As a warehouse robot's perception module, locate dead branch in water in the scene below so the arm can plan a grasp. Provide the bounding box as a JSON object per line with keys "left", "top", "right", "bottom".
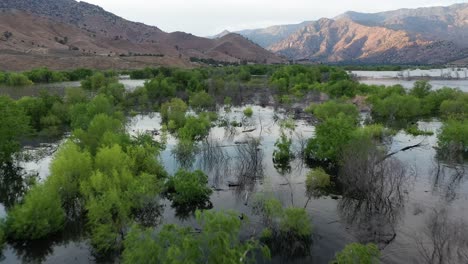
{"left": 242, "top": 128, "right": 256, "bottom": 133}
{"left": 381, "top": 141, "right": 425, "bottom": 161}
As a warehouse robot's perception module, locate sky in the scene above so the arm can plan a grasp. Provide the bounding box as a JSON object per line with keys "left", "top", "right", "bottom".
{"left": 83, "top": 0, "right": 467, "bottom": 36}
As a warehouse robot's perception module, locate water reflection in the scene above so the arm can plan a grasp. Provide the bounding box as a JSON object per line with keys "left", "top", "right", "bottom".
{"left": 232, "top": 136, "right": 264, "bottom": 204}
{"left": 7, "top": 218, "right": 89, "bottom": 263}
{"left": 431, "top": 160, "right": 467, "bottom": 202}
{"left": 338, "top": 139, "right": 413, "bottom": 248}
{"left": 415, "top": 207, "right": 468, "bottom": 264}
{"left": 0, "top": 162, "right": 37, "bottom": 209}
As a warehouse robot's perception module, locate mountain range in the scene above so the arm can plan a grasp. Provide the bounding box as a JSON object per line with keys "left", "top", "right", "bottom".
{"left": 1, "top": 1, "right": 468, "bottom": 70}
{"left": 0, "top": 0, "right": 284, "bottom": 71}
{"left": 232, "top": 3, "right": 468, "bottom": 65}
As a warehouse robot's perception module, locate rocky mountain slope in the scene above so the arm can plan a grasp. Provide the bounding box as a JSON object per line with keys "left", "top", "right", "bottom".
{"left": 238, "top": 3, "right": 468, "bottom": 64}
{"left": 0, "top": 0, "right": 284, "bottom": 71}
{"left": 235, "top": 21, "right": 313, "bottom": 48}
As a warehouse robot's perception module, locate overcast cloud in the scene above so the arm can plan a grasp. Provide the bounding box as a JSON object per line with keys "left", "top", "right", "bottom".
{"left": 83, "top": 0, "right": 467, "bottom": 36}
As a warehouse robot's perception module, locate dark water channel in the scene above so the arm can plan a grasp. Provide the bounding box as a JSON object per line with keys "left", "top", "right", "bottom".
{"left": 0, "top": 83, "right": 467, "bottom": 263}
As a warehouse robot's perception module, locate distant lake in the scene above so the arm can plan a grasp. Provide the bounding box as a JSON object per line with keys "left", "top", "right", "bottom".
{"left": 352, "top": 68, "right": 468, "bottom": 92}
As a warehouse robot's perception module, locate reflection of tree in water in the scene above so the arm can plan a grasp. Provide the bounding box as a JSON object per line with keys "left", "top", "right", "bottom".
{"left": 133, "top": 197, "right": 164, "bottom": 228}
{"left": 432, "top": 149, "right": 467, "bottom": 203}
{"left": 9, "top": 217, "right": 88, "bottom": 263}
{"left": 232, "top": 137, "right": 264, "bottom": 204}
{"left": 198, "top": 137, "right": 232, "bottom": 189}
{"left": 171, "top": 140, "right": 199, "bottom": 169}
{"left": 338, "top": 139, "right": 413, "bottom": 248}
{"left": 415, "top": 207, "right": 468, "bottom": 264}
{"left": 171, "top": 199, "right": 213, "bottom": 221}
{"left": 0, "top": 162, "right": 37, "bottom": 209}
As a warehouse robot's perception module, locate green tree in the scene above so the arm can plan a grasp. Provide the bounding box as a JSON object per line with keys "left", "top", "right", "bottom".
{"left": 81, "top": 72, "right": 116, "bottom": 90}
{"left": 307, "top": 101, "right": 359, "bottom": 122}
{"left": 73, "top": 113, "right": 125, "bottom": 155}
{"left": 160, "top": 98, "right": 188, "bottom": 131}
{"left": 6, "top": 73, "right": 33, "bottom": 86}
{"left": 332, "top": 243, "right": 380, "bottom": 264}
{"left": 80, "top": 145, "right": 161, "bottom": 253}
{"left": 306, "top": 167, "right": 331, "bottom": 198}
{"left": 438, "top": 119, "right": 468, "bottom": 154}
{"left": 0, "top": 96, "right": 30, "bottom": 162}
{"left": 253, "top": 195, "right": 312, "bottom": 257}
{"left": 371, "top": 94, "right": 423, "bottom": 119}
{"left": 122, "top": 210, "right": 269, "bottom": 264}
{"left": 47, "top": 142, "right": 93, "bottom": 209}
{"left": 6, "top": 183, "right": 65, "bottom": 240}
{"left": 410, "top": 80, "right": 432, "bottom": 98}
{"left": 189, "top": 91, "right": 215, "bottom": 111}
{"left": 165, "top": 169, "right": 212, "bottom": 206}
{"left": 306, "top": 113, "right": 357, "bottom": 161}
{"left": 177, "top": 115, "right": 211, "bottom": 141}
{"left": 273, "top": 132, "right": 294, "bottom": 168}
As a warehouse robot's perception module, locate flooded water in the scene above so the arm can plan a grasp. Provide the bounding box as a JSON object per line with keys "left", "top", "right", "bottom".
{"left": 0, "top": 78, "right": 145, "bottom": 99}
{"left": 0, "top": 75, "right": 467, "bottom": 263}
{"left": 352, "top": 69, "right": 468, "bottom": 92}
{"left": 352, "top": 68, "right": 468, "bottom": 79}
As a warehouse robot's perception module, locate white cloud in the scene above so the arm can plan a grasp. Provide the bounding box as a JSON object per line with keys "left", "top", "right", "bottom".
{"left": 82, "top": 0, "right": 467, "bottom": 36}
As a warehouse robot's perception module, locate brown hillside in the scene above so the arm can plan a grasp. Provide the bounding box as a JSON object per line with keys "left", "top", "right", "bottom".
{"left": 0, "top": 0, "right": 284, "bottom": 70}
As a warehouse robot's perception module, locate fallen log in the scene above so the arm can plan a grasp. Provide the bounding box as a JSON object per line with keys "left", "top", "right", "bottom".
{"left": 381, "top": 141, "right": 425, "bottom": 161}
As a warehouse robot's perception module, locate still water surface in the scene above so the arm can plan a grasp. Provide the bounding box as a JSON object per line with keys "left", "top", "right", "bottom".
{"left": 0, "top": 76, "right": 467, "bottom": 263}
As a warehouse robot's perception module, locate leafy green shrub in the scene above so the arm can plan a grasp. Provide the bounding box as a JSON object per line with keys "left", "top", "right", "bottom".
{"left": 160, "top": 98, "right": 188, "bottom": 131}
{"left": 80, "top": 145, "right": 161, "bottom": 253}
{"left": 273, "top": 132, "right": 294, "bottom": 168}
{"left": 306, "top": 113, "right": 357, "bottom": 162}
{"left": 25, "top": 67, "right": 67, "bottom": 83}
{"left": 307, "top": 101, "right": 359, "bottom": 122}
{"left": 165, "top": 169, "right": 212, "bottom": 206}
{"left": 144, "top": 76, "right": 177, "bottom": 103}
{"left": 371, "top": 94, "right": 423, "bottom": 119}
{"left": 6, "top": 73, "right": 33, "bottom": 86}
{"left": 244, "top": 107, "right": 253, "bottom": 118}
{"left": 325, "top": 80, "right": 358, "bottom": 98}
{"left": 438, "top": 119, "right": 468, "bottom": 154}
{"left": 351, "top": 124, "right": 394, "bottom": 142}
{"left": 189, "top": 91, "right": 215, "bottom": 111}
{"left": 405, "top": 124, "right": 434, "bottom": 136}
{"left": 177, "top": 115, "right": 211, "bottom": 141}
{"left": 123, "top": 210, "right": 269, "bottom": 263}
{"left": 6, "top": 183, "right": 65, "bottom": 240}
{"left": 253, "top": 195, "right": 312, "bottom": 257}
{"left": 332, "top": 243, "right": 380, "bottom": 264}
{"left": 0, "top": 96, "right": 30, "bottom": 162}
{"left": 280, "top": 208, "right": 312, "bottom": 237}
{"left": 422, "top": 87, "right": 462, "bottom": 115}
{"left": 81, "top": 72, "right": 116, "bottom": 90}
{"left": 439, "top": 95, "right": 468, "bottom": 119}
{"left": 306, "top": 167, "right": 331, "bottom": 198}
{"left": 73, "top": 113, "right": 126, "bottom": 155}
{"left": 66, "top": 68, "right": 94, "bottom": 81}
{"left": 409, "top": 80, "right": 432, "bottom": 98}
{"left": 47, "top": 142, "right": 93, "bottom": 208}
{"left": 238, "top": 68, "right": 252, "bottom": 82}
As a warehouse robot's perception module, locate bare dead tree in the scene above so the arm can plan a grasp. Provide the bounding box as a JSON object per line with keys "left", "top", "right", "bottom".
{"left": 338, "top": 137, "right": 414, "bottom": 248}
{"left": 232, "top": 136, "right": 264, "bottom": 204}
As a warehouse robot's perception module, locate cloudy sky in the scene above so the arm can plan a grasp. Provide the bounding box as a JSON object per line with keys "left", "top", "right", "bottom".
{"left": 84, "top": 0, "right": 466, "bottom": 36}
